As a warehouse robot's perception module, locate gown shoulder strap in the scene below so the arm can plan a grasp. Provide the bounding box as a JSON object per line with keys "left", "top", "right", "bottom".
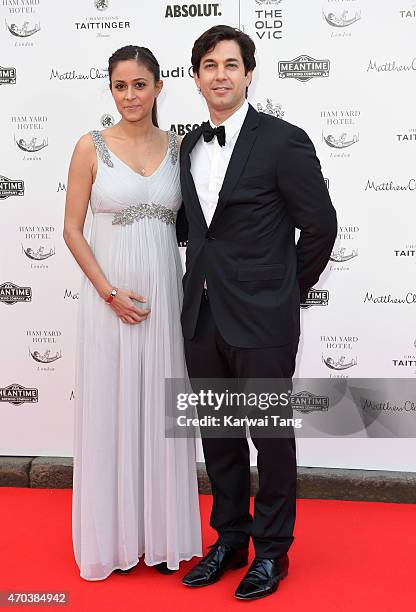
{"left": 89, "top": 130, "right": 114, "bottom": 168}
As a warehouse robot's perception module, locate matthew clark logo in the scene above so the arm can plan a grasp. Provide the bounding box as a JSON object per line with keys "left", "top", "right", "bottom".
{"left": 367, "top": 57, "right": 416, "bottom": 73}
{"left": 74, "top": 0, "right": 130, "bottom": 37}
{"left": 278, "top": 55, "right": 330, "bottom": 82}
{"left": 0, "top": 384, "right": 38, "bottom": 406}
{"left": 365, "top": 178, "right": 415, "bottom": 192}
{"left": 321, "top": 109, "right": 360, "bottom": 159}
{"left": 50, "top": 67, "right": 108, "bottom": 81}
{"left": 11, "top": 114, "right": 48, "bottom": 161}
{"left": 364, "top": 291, "right": 416, "bottom": 305}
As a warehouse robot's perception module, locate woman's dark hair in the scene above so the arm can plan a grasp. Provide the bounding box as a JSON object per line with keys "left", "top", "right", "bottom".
{"left": 108, "top": 45, "right": 160, "bottom": 127}
{"left": 191, "top": 25, "right": 256, "bottom": 77}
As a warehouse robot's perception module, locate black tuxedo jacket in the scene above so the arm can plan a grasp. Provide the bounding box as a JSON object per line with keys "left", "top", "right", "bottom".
{"left": 176, "top": 103, "right": 337, "bottom": 349}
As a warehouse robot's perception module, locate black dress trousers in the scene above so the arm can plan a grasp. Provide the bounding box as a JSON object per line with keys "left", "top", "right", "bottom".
{"left": 184, "top": 290, "right": 299, "bottom": 559}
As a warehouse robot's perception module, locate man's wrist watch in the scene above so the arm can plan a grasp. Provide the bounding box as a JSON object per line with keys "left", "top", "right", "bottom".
{"left": 105, "top": 287, "right": 118, "bottom": 304}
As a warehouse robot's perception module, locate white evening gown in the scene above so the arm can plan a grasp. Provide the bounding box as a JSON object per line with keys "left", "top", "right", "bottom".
{"left": 72, "top": 130, "right": 202, "bottom": 581}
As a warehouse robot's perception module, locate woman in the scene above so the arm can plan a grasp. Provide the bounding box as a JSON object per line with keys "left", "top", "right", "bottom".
{"left": 64, "top": 45, "right": 202, "bottom": 581}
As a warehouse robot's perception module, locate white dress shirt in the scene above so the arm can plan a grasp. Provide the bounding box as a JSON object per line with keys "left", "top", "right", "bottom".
{"left": 190, "top": 99, "right": 249, "bottom": 228}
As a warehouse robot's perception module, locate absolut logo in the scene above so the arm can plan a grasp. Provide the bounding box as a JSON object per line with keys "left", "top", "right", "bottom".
{"left": 0, "top": 175, "right": 24, "bottom": 199}
{"left": 252, "top": 0, "right": 283, "bottom": 41}
{"left": 169, "top": 123, "right": 200, "bottom": 135}
{"left": 278, "top": 55, "right": 330, "bottom": 82}
{"left": 0, "top": 66, "right": 16, "bottom": 84}
{"left": 365, "top": 179, "right": 416, "bottom": 192}
{"left": 291, "top": 391, "right": 329, "bottom": 413}
{"left": 256, "top": 99, "right": 284, "bottom": 118}
{"left": 0, "top": 384, "right": 38, "bottom": 406}
{"left": 0, "top": 282, "right": 32, "bottom": 305}
{"left": 397, "top": 128, "right": 416, "bottom": 142}
{"left": 301, "top": 288, "right": 329, "bottom": 309}
{"left": 50, "top": 67, "right": 108, "bottom": 81}
{"left": 165, "top": 3, "right": 222, "bottom": 18}
{"left": 100, "top": 113, "right": 114, "bottom": 128}
{"left": 367, "top": 58, "right": 416, "bottom": 73}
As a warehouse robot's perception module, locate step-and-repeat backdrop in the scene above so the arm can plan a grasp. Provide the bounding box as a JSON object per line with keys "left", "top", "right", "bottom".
{"left": 1, "top": 1, "right": 415, "bottom": 470}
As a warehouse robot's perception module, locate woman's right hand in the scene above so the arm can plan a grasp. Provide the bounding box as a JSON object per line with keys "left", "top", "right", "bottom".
{"left": 109, "top": 289, "right": 150, "bottom": 324}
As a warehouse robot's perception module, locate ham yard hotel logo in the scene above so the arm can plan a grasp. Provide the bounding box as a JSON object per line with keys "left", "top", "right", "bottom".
{"left": 321, "top": 335, "right": 359, "bottom": 378}
{"left": 20, "top": 224, "right": 56, "bottom": 270}
{"left": 0, "top": 175, "right": 24, "bottom": 199}
{"left": 2, "top": 0, "right": 41, "bottom": 47}
{"left": 0, "top": 384, "right": 38, "bottom": 406}
{"left": 322, "top": 0, "right": 361, "bottom": 38}
{"left": 0, "top": 282, "right": 32, "bottom": 305}
{"left": 0, "top": 65, "right": 16, "bottom": 84}
{"left": 12, "top": 114, "right": 48, "bottom": 161}
{"left": 278, "top": 55, "right": 330, "bottom": 82}
{"left": 321, "top": 109, "right": 360, "bottom": 159}
{"left": 330, "top": 225, "right": 359, "bottom": 272}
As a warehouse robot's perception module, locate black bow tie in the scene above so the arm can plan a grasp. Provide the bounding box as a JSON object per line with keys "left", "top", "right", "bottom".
{"left": 202, "top": 122, "right": 226, "bottom": 147}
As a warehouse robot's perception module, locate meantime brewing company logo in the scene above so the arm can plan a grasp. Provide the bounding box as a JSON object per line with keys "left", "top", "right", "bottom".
{"left": 20, "top": 224, "right": 56, "bottom": 270}
{"left": 301, "top": 288, "right": 329, "bottom": 309}
{"left": 322, "top": 0, "right": 361, "bottom": 38}
{"left": 0, "top": 384, "right": 38, "bottom": 406}
{"left": 164, "top": 3, "right": 222, "bottom": 18}
{"left": 2, "top": 0, "right": 41, "bottom": 47}
{"left": 321, "top": 335, "right": 359, "bottom": 379}
{"left": 11, "top": 114, "right": 48, "bottom": 161}
{"left": 291, "top": 391, "right": 329, "bottom": 414}
{"left": 74, "top": 0, "right": 131, "bottom": 37}
{"left": 27, "top": 329, "right": 62, "bottom": 373}
{"left": 330, "top": 225, "right": 359, "bottom": 272}
{"left": 0, "top": 174, "right": 24, "bottom": 199}
{"left": 321, "top": 109, "right": 360, "bottom": 159}
{"left": 0, "top": 282, "right": 32, "bottom": 305}
{"left": 278, "top": 55, "right": 330, "bottom": 82}
{"left": 0, "top": 65, "right": 16, "bottom": 84}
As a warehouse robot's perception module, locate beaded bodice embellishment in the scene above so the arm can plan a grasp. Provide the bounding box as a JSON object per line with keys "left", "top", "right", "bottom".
{"left": 90, "top": 130, "right": 113, "bottom": 168}
{"left": 90, "top": 130, "right": 178, "bottom": 169}
{"left": 112, "top": 203, "right": 177, "bottom": 226}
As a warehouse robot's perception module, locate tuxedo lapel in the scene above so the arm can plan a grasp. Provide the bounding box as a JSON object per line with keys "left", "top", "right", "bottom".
{"left": 210, "top": 104, "right": 260, "bottom": 228}
{"left": 182, "top": 124, "right": 208, "bottom": 229}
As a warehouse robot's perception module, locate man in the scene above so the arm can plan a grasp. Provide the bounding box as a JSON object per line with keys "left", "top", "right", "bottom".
{"left": 176, "top": 25, "right": 337, "bottom": 601}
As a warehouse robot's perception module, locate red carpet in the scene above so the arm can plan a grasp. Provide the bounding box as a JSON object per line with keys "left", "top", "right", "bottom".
{"left": 0, "top": 488, "right": 415, "bottom": 611}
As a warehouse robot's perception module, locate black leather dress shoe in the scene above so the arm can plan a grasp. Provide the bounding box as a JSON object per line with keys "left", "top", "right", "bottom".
{"left": 234, "top": 555, "right": 289, "bottom": 600}
{"left": 182, "top": 543, "right": 249, "bottom": 587}
{"left": 113, "top": 562, "right": 138, "bottom": 575}
{"left": 154, "top": 562, "right": 176, "bottom": 575}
